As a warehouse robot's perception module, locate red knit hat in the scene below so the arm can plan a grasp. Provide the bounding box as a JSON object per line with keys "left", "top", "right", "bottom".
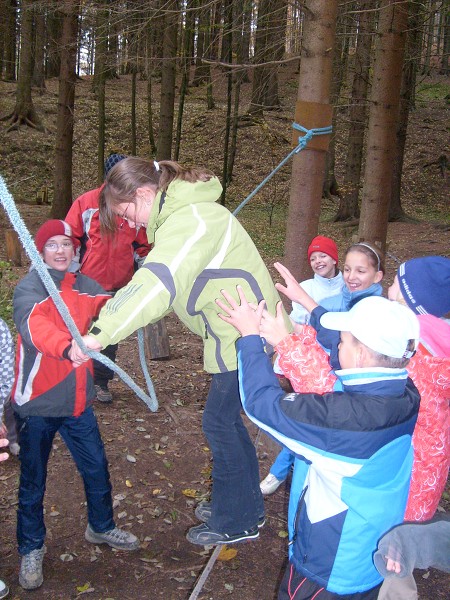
{"left": 307, "top": 236, "right": 338, "bottom": 264}
{"left": 35, "top": 220, "right": 79, "bottom": 252}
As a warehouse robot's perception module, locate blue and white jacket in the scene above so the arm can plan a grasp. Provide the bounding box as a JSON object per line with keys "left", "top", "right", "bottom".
{"left": 237, "top": 335, "right": 420, "bottom": 595}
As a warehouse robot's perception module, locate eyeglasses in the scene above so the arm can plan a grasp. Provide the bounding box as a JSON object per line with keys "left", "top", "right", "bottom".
{"left": 119, "top": 202, "right": 131, "bottom": 228}
{"left": 44, "top": 241, "right": 74, "bottom": 251}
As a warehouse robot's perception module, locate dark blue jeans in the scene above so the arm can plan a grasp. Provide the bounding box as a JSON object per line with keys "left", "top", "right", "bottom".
{"left": 15, "top": 406, "right": 114, "bottom": 555}
{"left": 202, "top": 370, "right": 264, "bottom": 534}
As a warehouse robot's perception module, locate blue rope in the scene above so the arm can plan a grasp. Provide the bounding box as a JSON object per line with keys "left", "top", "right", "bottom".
{"left": 233, "top": 122, "right": 333, "bottom": 216}
{"left": 0, "top": 175, "right": 158, "bottom": 412}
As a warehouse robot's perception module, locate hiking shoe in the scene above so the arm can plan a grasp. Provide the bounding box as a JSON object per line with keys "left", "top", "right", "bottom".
{"left": 95, "top": 385, "right": 113, "bottom": 404}
{"left": 0, "top": 579, "right": 9, "bottom": 599}
{"left": 186, "top": 523, "right": 259, "bottom": 546}
{"left": 19, "top": 546, "right": 46, "bottom": 590}
{"left": 85, "top": 524, "right": 139, "bottom": 551}
{"left": 195, "top": 502, "right": 266, "bottom": 528}
{"left": 260, "top": 473, "right": 284, "bottom": 495}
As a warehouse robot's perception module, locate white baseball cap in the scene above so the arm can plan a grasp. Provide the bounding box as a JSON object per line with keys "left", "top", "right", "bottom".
{"left": 320, "top": 296, "right": 419, "bottom": 359}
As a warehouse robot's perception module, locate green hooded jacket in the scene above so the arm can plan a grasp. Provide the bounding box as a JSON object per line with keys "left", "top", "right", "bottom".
{"left": 90, "top": 176, "right": 289, "bottom": 373}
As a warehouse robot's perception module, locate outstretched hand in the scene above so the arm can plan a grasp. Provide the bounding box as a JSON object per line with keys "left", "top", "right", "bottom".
{"left": 259, "top": 302, "right": 291, "bottom": 347}
{"left": 274, "top": 262, "right": 318, "bottom": 313}
{"left": 216, "top": 286, "right": 265, "bottom": 337}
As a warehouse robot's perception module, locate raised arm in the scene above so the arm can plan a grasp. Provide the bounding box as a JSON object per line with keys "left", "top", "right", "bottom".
{"left": 274, "top": 262, "right": 318, "bottom": 313}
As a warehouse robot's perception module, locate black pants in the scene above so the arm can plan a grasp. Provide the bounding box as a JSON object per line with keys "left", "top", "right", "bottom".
{"left": 93, "top": 343, "right": 118, "bottom": 387}
{"left": 278, "top": 564, "right": 381, "bottom": 600}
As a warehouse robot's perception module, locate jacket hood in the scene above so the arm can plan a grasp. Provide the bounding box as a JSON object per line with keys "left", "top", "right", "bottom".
{"left": 146, "top": 177, "right": 223, "bottom": 244}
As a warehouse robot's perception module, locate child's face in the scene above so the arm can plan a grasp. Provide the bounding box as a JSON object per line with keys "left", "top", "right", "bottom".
{"left": 338, "top": 331, "right": 360, "bottom": 369}
{"left": 388, "top": 275, "right": 403, "bottom": 302}
{"left": 41, "top": 235, "right": 74, "bottom": 271}
{"left": 309, "top": 251, "right": 336, "bottom": 279}
{"left": 343, "top": 250, "right": 383, "bottom": 293}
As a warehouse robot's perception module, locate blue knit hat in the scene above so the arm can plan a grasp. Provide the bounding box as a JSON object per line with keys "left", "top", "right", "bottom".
{"left": 104, "top": 153, "right": 126, "bottom": 177}
{"left": 397, "top": 256, "right": 450, "bottom": 317}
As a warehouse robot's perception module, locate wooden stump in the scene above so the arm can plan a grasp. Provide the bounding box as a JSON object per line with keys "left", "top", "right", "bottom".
{"left": 5, "top": 229, "right": 22, "bottom": 266}
{"left": 144, "top": 319, "right": 170, "bottom": 360}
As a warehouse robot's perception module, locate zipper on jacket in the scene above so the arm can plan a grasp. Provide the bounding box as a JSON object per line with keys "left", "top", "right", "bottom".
{"left": 289, "top": 484, "right": 308, "bottom": 548}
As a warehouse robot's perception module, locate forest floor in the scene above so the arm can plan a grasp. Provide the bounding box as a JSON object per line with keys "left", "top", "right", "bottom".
{"left": 0, "top": 62, "right": 449, "bottom": 600}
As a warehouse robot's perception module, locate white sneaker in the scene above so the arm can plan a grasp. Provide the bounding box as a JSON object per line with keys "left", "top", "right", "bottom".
{"left": 0, "top": 578, "right": 9, "bottom": 599}
{"left": 19, "top": 546, "right": 46, "bottom": 590}
{"left": 260, "top": 473, "right": 284, "bottom": 495}
{"left": 85, "top": 524, "right": 139, "bottom": 551}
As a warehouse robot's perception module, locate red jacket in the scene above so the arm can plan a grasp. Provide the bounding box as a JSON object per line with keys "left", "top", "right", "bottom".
{"left": 12, "top": 268, "right": 110, "bottom": 418}
{"left": 65, "top": 186, "right": 151, "bottom": 291}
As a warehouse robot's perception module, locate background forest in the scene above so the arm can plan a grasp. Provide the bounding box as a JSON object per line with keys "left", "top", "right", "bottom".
{"left": 0, "top": 1, "right": 449, "bottom": 599}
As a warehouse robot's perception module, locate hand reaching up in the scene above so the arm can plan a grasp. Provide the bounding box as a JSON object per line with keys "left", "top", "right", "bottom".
{"left": 274, "top": 262, "right": 318, "bottom": 313}
{"left": 216, "top": 286, "right": 265, "bottom": 337}
{"left": 259, "top": 301, "right": 291, "bottom": 347}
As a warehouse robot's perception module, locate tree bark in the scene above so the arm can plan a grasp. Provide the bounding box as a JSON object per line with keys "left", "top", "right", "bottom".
{"left": 32, "top": 5, "right": 46, "bottom": 92}
{"left": 157, "top": 0, "right": 178, "bottom": 160}
{"left": 3, "top": 0, "right": 18, "bottom": 81}
{"left": 335, "top": 0, "right": 374, "bottom": 221}
{"left": 389, "top": 1, "right": 424, "bottom": 222}
{"left": 358, "top": 0, "right": 409, "bottom": 251}
{"left": 2, "top": 0, "right": 44, "bottom": 131}
{"left": 284, "top": 0, "right": 338, "bottom": 283}
{"left": 52, "top": 2, "right": 79, "bottom": 219}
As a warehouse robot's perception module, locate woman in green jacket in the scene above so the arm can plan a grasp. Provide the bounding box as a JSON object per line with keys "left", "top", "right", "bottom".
{"left": 76, "top": 156, "right": 289, "bottom": 545}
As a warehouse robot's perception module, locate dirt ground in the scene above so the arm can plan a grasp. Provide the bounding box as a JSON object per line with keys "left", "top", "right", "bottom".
{"left": 0, "top": 63, "right": 449, "bottom": 599}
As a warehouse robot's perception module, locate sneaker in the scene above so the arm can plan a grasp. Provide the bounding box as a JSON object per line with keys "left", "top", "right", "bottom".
{"left": 0, "top": 579, "right": 9, "bottom": 599}
{"left": 260, "top": 473, "right": 284, "bottom": 495}
{"left": 95, "top": 385, "right": 113, "bottom": 404}
{"left": 186, "top": 523, "right": 259, "bottom": 546}
{"left": 19, "top": 546, "right": 46, "bottom": 590}
{"left": 85, "top": 524, "right": 139, "bottom": 551}
{"left": 195, "top": 502, "right": 266, "bottom": 528}
{"left": 9, "top": 443, "right": 20, "bottom": 456}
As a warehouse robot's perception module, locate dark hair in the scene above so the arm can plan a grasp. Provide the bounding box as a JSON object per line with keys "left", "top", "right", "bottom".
{"left": 364, "top": 339, "right": 416, "bottom": 368}
{"left": 345, "top": 242, "right": 385, "bottom": 274}
{"left": 99, "top": 157, "right": 215, "bottom": 234}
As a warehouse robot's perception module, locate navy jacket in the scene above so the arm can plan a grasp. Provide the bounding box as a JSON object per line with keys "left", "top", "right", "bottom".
{"left": 237, "top": 335, "right": 420, "bottom": 595}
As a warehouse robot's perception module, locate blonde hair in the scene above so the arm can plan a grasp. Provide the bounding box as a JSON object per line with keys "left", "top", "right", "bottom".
{"left": 99, "top": 157, "right": 215, "bottom": 234}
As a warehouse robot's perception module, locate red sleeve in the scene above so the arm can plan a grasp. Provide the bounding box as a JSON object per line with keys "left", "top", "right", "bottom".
{"left": 276, "top": 325, "right": 336, "bottom": 394}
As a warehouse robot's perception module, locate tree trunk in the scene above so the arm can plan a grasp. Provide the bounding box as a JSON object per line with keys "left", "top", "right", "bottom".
{"left": 94, "top": 5, "right": 107, "bottom": 183}
{"left": 46, "top": 7, "right": 62, "bottom": 78}
{"left": 32, "top": 5, "right": 46, "bottom": 92}
{"left": 284, "top": 0, "right": 338, "bottom": 283}
{"left": 174, "top": 0, "right": 194, "bottom": 161}
{"left": 157, "top": 0, "right": 178, "bottom": 160}
{"left": 248, "top": 0, "right": 285, "bottom": 115}
{"left": 52, "top": 2, "right": 79, "bottom": 219}
{"left": 440, "top": 5, "right": 450, "bottom": 75}
{"left": 191, "top": 2, "right": 211, "bottom": 87}
{"left": 335, "top": 0, "right": 374, "bottom": 221}
{"left": 3, "top": 0, "right": 18, "bottom": 81}
{"left": 389, "top": 1, "right": 423, "bottom": 221}
{"left": 358, "top": 0, "right": 408, "bottom": 251}
{"left": 2, "top": 0, "right": 44, "bottom": 131}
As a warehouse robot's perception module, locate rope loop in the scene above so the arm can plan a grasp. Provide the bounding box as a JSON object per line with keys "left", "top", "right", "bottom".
{"left": 0, "top": 175, "right": 158, "bottom": 412}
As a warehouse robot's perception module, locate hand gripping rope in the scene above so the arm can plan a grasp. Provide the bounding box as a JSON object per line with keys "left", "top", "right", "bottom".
{"left": 0, "top": 175, "right": 158, "bottom": 412}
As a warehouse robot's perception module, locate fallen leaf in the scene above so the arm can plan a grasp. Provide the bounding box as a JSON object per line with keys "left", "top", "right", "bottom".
{"left": 126, "top": 455, "right": 137, "bottom": 463}
{"left": 125, "top": 480, "right": 133, "bottom": 488}
{"left": 76, "top": 582, "right": 92, "bottom": 592}
{"left": 217, "top": 547, "right": 237, "bottom": 561}
{"left": 60, "top": 553, "right": 74, "bottom": 562}
{"left": 182, "top": 488, "right": 198, "bottom": 498}
{"left": 278, "top": 530, "right": 288, "bottom": 538}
